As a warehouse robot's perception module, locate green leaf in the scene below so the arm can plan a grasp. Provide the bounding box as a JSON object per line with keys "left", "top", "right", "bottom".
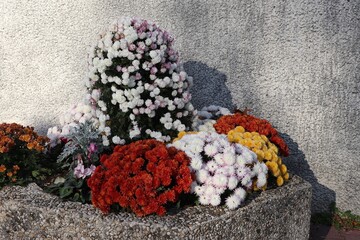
{"left": 32, "top": 170, "right": 40, "bottom": 178}
{"left": 73, "top": 193, "right": 80, "bottom": 201}
{"left": 59, "top": 187, "right": 73, "bottom": 198}
{"left": 74, "top": 179, "right": 84, "bottom": 188}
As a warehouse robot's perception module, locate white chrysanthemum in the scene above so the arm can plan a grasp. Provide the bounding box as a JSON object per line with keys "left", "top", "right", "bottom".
{"left": 223, "top": 152, "right": 236, "bottom": 165}
{"left": 112, "top": 136, "right": 125, "bottom": 145}
{"left": 194, "top": 186, "right": 205, "bottom": 196}
{"left": 236, "top": 167, "right": 250, "bottom": 178}
{"left": 227, "top": 176, "right": 239, "bottom": 190}
{"left": 257, "top": 173, "right": 267, "bottom": 188}
{"left": 234, "top": 187, "right": 247, "bottom": 200}
{"left": 47, "top": 126, "right": 61, "bottom": 147}
{"left": 214, "top": 186, "right": 226, "bottom": 195}
{"left": 204, "top": 185, "right": 216, "bottom": 196}
{"left": 204, "top": 144, "right": 218, "bottom": 156}
{"left": 214, "top": 154, "right": 224, "bottom": 165}
{"left": 242, "top": 149, "right": 256, "bottom": 163}
{"left": 213, "top": 173, "right": 228, "bottom": 188}
{"left": 241, "top": 175, "right": 252, "bottom": 188}
{"left": 206, "top": 161, "right": 218, "bottom": 173}
{"left": 191, "top": 155, "right": 203, "bottom": 171}
{"left": 210, "top": 195, "right": 221, "bottom": 206}
{"left": 260, "top": 162, "right": 268, "bottom": 174}
{"left": 199, "top": 194, "right": 210, "bottom": 205}
{"left": 226, "top": 194, "right": 241, "bottom": 210}
{"left": 197, "top": 169, "right": 209, "bottom": 183}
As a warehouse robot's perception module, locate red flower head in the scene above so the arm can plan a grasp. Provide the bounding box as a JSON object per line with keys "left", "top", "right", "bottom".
{"left": 87, "top": 139, "right": 193, "bottom": 217}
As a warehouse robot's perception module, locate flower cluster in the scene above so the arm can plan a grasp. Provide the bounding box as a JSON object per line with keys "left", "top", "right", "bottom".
{"left": 47, "top": 100, "right": 113, "bottom": 147}
{"left": 214, "top": 113, "right": 289, "bottom": 156}
{"left": 0, "top": 123, "right": 49, "bottom": 187}
{"left": 227, "top": 126, "right": 289, "bottom": 187}
{"left": 192, "top": 105, "right": 231, "bottom": 132}
{"left": 0, "top": 164, "right": 20, "bottom": 183}
{"left": 87, "top": 139, "right": 193, "bottom": 216}
{"left": 171, "top": 132, "right": 268, "bottom": 210}
{"left": 0, "top": 123, "right": 48, "bottom": 153}
{"left": 86, "top": 17, "right": 195, "bottom": 145}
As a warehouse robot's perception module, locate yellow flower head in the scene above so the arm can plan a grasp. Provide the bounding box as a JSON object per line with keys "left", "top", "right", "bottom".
{"left": 234, "top": 126, "right": 245, "bottom": 133}
{"left": 243, "top": 132, "right": 252, "bottom": 139}
{"left": 280, "top": 164, "right": 287, "bottom": 175}
{"left": 284, "top": 172, "right": 290, "bottom": 181}
{"left": 173, "top": 131, "right": 198, "bottom": 142}
{"left": 277, "top": 176, "right": 284, "bottom": 186}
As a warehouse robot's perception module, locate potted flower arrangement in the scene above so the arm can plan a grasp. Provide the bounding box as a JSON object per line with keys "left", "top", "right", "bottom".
{"left": 1, "top": 17, "right": 292, "bottom": 219}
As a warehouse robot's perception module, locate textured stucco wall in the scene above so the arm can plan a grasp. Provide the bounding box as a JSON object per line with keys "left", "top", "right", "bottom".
{"left": 1, "top": 0, "right": 359, "bottom": 214}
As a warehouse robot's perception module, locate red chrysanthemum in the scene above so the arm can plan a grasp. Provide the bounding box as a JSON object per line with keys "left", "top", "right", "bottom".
{"left": 87, "top": 139, "right": 193, "bottom": 217}
{"left": 214, "top": 113, "right": 289, "bottom": 156}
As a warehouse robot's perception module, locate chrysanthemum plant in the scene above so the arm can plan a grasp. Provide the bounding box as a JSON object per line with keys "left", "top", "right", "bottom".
{"left": 45, "top": 121, "right": 105, "bottom": 203}
{"left": 87, "top": 139, "right": 193, "bottom": 216}
{"left": 0, "top": 123, "right": 50, "bottom": 189}
{"left": 85, "top": 17, "right": 195, "bottom": 146}
{"left": 171, "top": 132, "right": 268, "bottom": 209}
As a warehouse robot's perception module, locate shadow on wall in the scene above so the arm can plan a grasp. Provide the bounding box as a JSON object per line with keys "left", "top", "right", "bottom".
{"left": 183, "top": 61, "right": 235, "bottom": 110}
{"left": 281, "top": 133, "right": 336, "bottom": 214}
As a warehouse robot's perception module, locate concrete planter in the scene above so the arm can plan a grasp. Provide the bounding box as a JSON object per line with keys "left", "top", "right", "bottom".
{"left": 0, "top": 175, "right": 311, "bottom": 240}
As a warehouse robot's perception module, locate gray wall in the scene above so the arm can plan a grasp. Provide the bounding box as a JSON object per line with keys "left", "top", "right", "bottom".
{"left": 1, "top": 0, "right": 359, "bottom": 214}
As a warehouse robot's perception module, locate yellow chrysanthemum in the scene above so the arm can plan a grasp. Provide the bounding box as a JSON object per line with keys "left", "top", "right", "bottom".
{"left": 277, "top": 176, "right": 284, "bottom": 186}
{"left": 264, "top": 151, "right": 272, "bottom": 161}
{"left": 234, "top": 126, "right": 245, "bottom": 133}
{"left": 173, "top": 131, "right": 198, "bottom": 142}
{"left": 284, "top": 172, "right": 290, "bottom": 181}
{"left": 280, "top": 164, "right": 287, "bottom": 175}
{"left": 227, "top": 127, "right": 290, "bottom": 189}
{"left": 243, "top": 132, "right": 253, "bottom": 139}
{"left": 178, "top": 131, "right": 186, "bottom": 138}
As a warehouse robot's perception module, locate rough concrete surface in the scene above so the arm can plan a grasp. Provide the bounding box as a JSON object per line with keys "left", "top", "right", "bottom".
{"left": 1, "top": 1, "right": 359, "bottom": 214}
{"left": 0, "top": 176, "right": 312, "bottom": 240}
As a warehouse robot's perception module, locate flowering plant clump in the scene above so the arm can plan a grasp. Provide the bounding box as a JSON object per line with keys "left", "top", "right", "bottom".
{"left": 45, "top": 121, "right": 105, "bottom": 203}
{"left": 85, "top": 17, "right": 195, "bottom": 146}
{"left": 192, "top": 105, "right": 231, "bottom": 132}
{"left": 0, "top": 123, "right": 49, "bottom": 188}
{"left": 171, "top": 131, "right": 268, "bottom": 210}
{"left": 47, "top": 101, "right": 111, "bottom": 148}
{"left": 227, "top": 126, "right": 289, "bottom": 187}
{"left": 214, "top": 112, "right": 289, "bottom": 156}
{"left": 87, "top": 139, "right": 193, "bottom": 216}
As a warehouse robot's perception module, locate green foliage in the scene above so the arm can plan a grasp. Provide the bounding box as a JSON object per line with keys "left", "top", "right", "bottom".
{"left": 45, "top": 171, "right": 91, "bottom": 203}
{"left": 43, "top": 121, "right": 105, "bottom": 203}
{"left": 311, "top": 202, "right": 360, "bottom": 230}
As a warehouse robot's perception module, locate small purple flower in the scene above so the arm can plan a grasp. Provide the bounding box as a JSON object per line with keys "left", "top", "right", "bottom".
{"left": 87, "top": 143, "right": 98, "bottom": 159}
{"left": 88, "top": 143, "right": 98, "bottom": 154}
{"left": 74, "top": 162, "right": 96, "bottom": 179}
